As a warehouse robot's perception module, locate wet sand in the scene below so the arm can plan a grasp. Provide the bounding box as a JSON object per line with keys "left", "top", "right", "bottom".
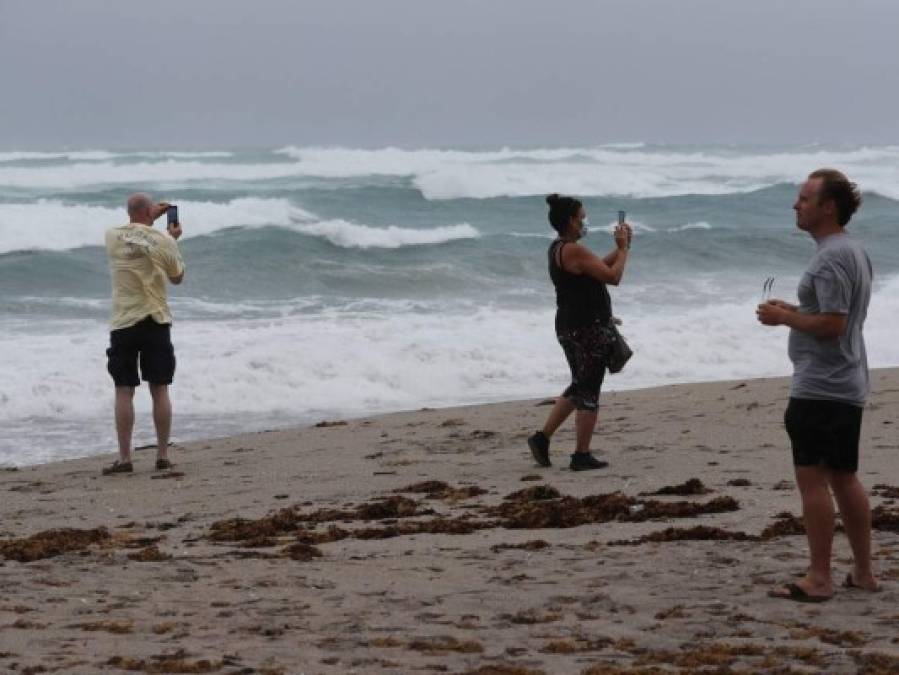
{"left": 1, "top": 370, "right": 898, "bottom": 674}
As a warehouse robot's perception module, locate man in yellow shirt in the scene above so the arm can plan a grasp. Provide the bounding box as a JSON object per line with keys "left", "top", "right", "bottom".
{"left": 103, "top": 193, "right": 185, "bottom": 475}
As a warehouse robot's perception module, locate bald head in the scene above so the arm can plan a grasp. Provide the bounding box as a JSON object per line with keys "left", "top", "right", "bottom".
{"left": 127, "top": 193, "right": 153, "bottom": 224}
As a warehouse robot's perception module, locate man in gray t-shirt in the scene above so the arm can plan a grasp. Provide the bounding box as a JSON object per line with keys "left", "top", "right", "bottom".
{"left": 757, "top": 168, "right": 879, "bottom": 602}
{"left": 788, "top": 231, "right": 872, "bottom": 405}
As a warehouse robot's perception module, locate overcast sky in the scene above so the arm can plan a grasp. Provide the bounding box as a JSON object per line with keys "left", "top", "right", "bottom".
{"left": 2, "top": 0, "right": 898, "bottom": 149}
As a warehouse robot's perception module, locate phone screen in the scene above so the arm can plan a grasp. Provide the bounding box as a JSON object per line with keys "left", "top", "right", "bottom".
{"left": 617, "top": 210, "right": 626, "bottom": 225}
{"left": 166, "top": 205, "right": 178, "bottom": 225}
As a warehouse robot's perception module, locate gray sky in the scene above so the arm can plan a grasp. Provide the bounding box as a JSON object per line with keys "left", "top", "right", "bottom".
{"left": 2, "top": 0, "right": 898, "bottom": 148}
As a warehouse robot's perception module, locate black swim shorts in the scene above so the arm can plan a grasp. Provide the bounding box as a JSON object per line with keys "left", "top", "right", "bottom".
{"left": 106, "top": 316, "right": 176, "bottom": 387}
{"left": 784, "top": 397, "right": 863, "bottom": 473}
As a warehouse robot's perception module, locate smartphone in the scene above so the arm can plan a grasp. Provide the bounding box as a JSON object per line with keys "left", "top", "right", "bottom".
{"left": 166, "top": 205, "right": 179, "bottom": 225}
{"left": 617, "top": 210, "right": 626, "bottom": 225}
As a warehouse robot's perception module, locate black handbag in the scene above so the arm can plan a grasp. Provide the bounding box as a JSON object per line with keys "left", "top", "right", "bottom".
{"left": 606, "top": 322, "right": 633, "bottom": 374}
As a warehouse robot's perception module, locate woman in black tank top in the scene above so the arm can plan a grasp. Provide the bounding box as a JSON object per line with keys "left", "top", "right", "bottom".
{"left": 527, "top": 194, "right": 632, "bottom": 471}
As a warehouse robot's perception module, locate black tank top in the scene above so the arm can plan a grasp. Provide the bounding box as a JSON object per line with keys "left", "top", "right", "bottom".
{"left": 548, "top": 240, "right": 612, "bottom": 332}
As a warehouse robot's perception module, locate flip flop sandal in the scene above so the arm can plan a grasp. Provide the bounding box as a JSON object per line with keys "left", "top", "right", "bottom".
{"left": 768, "top": 582, "right": 832, "bottom": 603}
{"left": 102, "top": 460, "right": 133, "bottom": 476}
{"left": 843, "top": 572, "right": 881, "bottom": 592}
{"left": 155, "top": 458, "right": 173, "bottom": 471}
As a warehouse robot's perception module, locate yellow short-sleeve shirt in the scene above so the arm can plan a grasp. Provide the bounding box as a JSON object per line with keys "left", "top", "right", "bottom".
{"left": 105, "top": 223, "right": 185, "bottom": 330}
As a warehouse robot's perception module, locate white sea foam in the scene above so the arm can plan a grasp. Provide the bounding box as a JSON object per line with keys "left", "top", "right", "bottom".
{"left": 3, "top": 274, "right": 898, "bottom": 465}
{"left": 667, "top": 221, "right": 713, "bottom": 232}
{"left": 278, "top": 145, "right": 899, "bottom": 200}
{"left": 0, "top": 150, "right": 233, "bottom": 163}
{"left": 0, "top": 198, "right": 314, "bottom": 253}
{"left": 0, "top": 160, "right": 308, "bottom": 189}
{"left": 0, "top": 198, "right": 476, "bottom": 253}
{"left": 293, "top": 220, "right": 479, "bottom": 249}
{"left": 5, "top": 145, "right": 899, "bottom": 199}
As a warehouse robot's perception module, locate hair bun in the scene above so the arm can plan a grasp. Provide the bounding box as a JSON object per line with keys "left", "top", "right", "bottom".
{"left": 546, "top": 193, "right": 560, "bottom": 206}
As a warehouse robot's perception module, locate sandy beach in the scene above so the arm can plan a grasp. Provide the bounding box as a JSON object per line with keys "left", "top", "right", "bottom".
{"left": 1, "top": 370, "right": 898, "bottom": 674}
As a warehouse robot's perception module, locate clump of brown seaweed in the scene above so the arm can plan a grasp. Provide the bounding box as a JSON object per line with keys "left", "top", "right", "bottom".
{"left": 640, "top": 478, "right": 711, "bottom": 496}
{"left": 0, "top": 527, "right": 110, "bottom": 562}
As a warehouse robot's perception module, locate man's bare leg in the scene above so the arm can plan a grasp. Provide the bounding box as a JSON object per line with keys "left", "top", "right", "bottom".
{"left": 114, "top": 386, "right": 135, "bottom": 463}
{"left": 829, "top": 470, "right": 879, "bottom": 590}
{"left": 789, "top": 465, "right": 836, "bottom": 597}
{"left": 149, "top": 383, "right": 172, "bottom": 463}
{"left": 541, "top": 396, "right": 576, "bottom": 439}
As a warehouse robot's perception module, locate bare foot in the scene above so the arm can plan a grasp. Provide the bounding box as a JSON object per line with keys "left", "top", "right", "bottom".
{"left": 769, "top": 575, "right": 833, "bottom": 603}
{"left": 844, "top": 571, "right": 880, "bottom": 592}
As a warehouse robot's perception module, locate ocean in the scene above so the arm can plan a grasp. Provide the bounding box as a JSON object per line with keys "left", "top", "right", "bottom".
{"left": 2, "top": 144, "right": 898, "bottom": 466}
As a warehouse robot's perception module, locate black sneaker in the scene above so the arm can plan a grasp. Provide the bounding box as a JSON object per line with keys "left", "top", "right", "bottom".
{"left": 527, "top": 431, "right": 551, "bottom": 467}
{"left": 569, "top": 452, "right": 608, "bottom": 471}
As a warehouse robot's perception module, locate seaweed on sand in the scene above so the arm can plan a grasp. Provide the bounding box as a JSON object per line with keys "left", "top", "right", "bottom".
{"left": 106, "top": 649, "right": 222, "bottom": 673}
{"left": 208, "top": 496, "right": 427, "bottom": 545}
{"left": 640, "top": 478, "right": 711, "bottom": 496}
{"left": 393, "top": 480, "right": 487, "bottom": 501}
{"left": 871, "top": 505, "right": 899, "bottom": 533}
{"left": 489, "top": 488, "right": 739, "bottom": 530}
{"left": 609, "top": 525, "right": 756, "bottom": 546}
{"left": 0, "top": 527, "right": 110, "bottom": 562}
{"left": 759, "top": 512, "right": 805, "bottom": 540}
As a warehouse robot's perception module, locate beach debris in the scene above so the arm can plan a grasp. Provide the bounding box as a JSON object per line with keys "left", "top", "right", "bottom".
{"left": 210, "top": 495, "right": 428, "bottom": 544}
{"left": 127, "top": 545, "right": 172, "bottom": 562}
{"left": 209, "top": 508, "right": 304, "bottom": 543}
{"left": 491, "top": 487, "right": 739, "bottom": 530}
{"left": 353, "top": 495, "right": 421, "bottom": 519}
{"left": 282, "top": 542, "right": 323, "bottom": 561}
{"left": 871, "top": 505, "right": 899, "bottom": 532}
{"left": 392, "top": 480, "right": 487, "bottom": 502}
{"left": 540, "top": 637, "right": 615, "bottom": 654}
{"left": 872, "top": 484, "right": 899, "bottom": 500}
{"left": 851, "top": 651, "right": 899, "bottom": 674}
{"left": 150, "top": 471, "right": 185, "bottom": 480}
{"left": 500, "top": 609, "right": 561, "bottom": 624}
{"left": 106, "top": 649, "right": 222, "bottom": 673}
{"left": 462, "top": 664, "right": 546, "bottom": 675}
{"left": 773, "top": 480, "right": 794, "bottom": 490}
{"left": 519, "top": 474, "right": 542, "bottom": 482}
{"left": 406, "top": 636, "right": 484, "bottom": 654}
{"left": 11, "top": 618, "right": 48, "bottom": 629}
{"left": 491, "top": 540, "right": 550, "bottom": 553}
{"left": 640, "top": 477, "right": 711, "bottom": 496}
{"left": 727, "top": 478, "right": 752, "bottom": 486}
{"left": 70, "top": 620, "right": 134, "bottom": 634}
{"left": 353, "top": 516, "right": 486, "bottom": 539}
{"left": 0, "top": 527, "right": 110, "bottom": 562}
{"left": 655, "top": 605, "right": 688, "bottom": 620}
{"left": 503, "top": 485, "right": 561, "bottom": 501}
{"left": 759, "top": 512, "right": 806, "bottom": 539}
{"left": 314, "top": 419, "right": 347, "bottom": 428}
{"left": 609, "top": 525, "right": 756, "bottom": 546}
{"left": 439, "top": 418, "right": 465, "bottom": 427}
{"left": 787, "top": 624, "right": 868, "bottom": 647}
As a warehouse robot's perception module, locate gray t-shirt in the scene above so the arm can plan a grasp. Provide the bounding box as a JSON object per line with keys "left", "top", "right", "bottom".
{"left": 788, "top": 233, "right": 872, "bottom": 406}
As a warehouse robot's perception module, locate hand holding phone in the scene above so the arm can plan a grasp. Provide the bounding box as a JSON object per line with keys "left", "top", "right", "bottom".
{"left": 617, "top": 210, "right": 632, "bottom": 248}
{"left": 166, "top": 205, "right": 182, "bottom": 240}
